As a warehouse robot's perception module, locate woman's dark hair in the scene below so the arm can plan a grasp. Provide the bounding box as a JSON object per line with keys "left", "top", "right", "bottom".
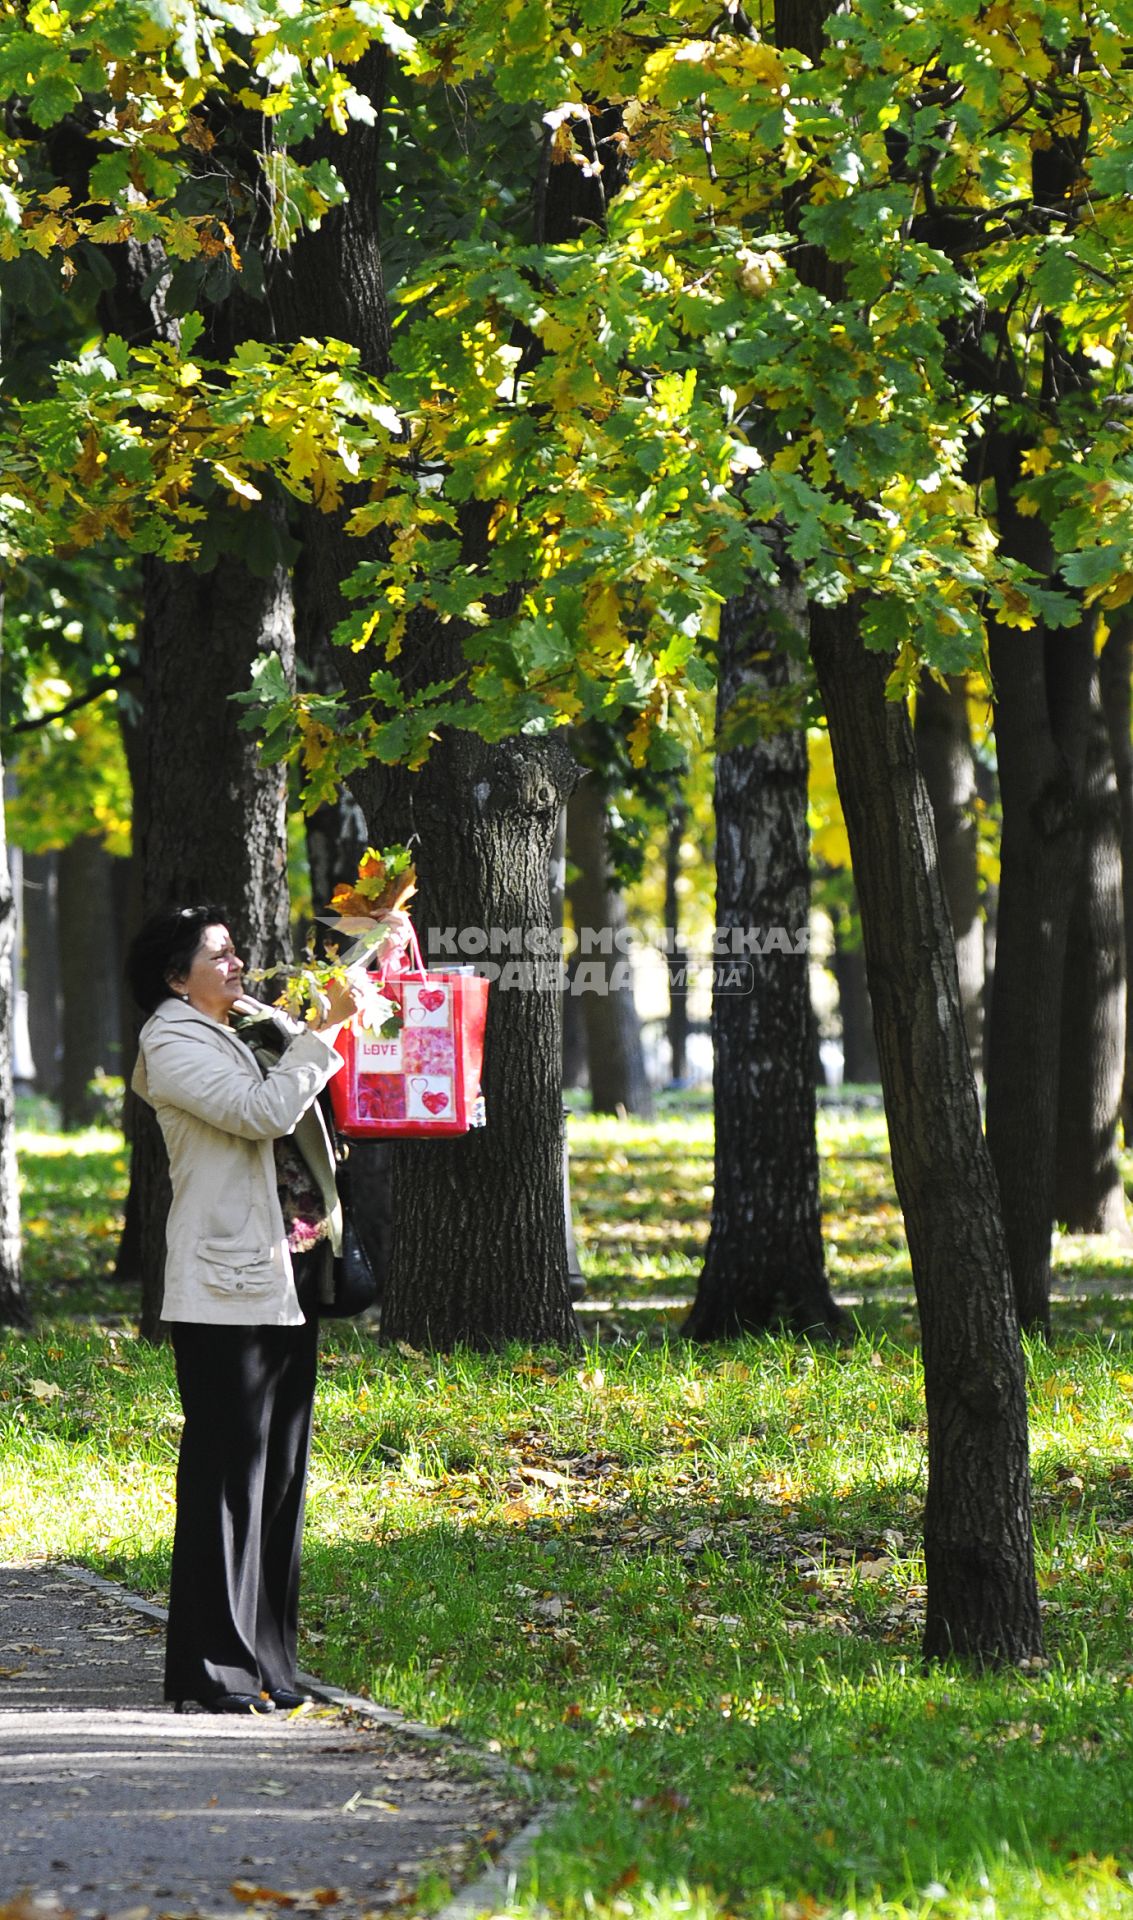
{"left": 125, "top": 905, "right": 230, "bottom": 1015}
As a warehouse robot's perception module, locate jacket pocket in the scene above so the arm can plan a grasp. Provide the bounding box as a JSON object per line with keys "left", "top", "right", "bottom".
{"left": 197, "top": 1235, "right": 278, "bottom": 1298}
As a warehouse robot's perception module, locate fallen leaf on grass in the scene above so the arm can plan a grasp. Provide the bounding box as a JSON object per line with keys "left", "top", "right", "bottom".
{"left": 28, "top": 1379, "right": 62, "bottom": 1400}
{"left": 855, "top": 1556, "right": 894, "bottom": 1582}
{"left": 518, "top": 1465, "right": 570, "bottom": 1490}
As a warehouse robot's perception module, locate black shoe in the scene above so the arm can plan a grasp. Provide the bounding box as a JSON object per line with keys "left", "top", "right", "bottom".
{"left": 267, "top": 1687, "right": 313, "bottom": 1710}
{"left": 175, "top": 1691, "right": 276, "bottom": 1715}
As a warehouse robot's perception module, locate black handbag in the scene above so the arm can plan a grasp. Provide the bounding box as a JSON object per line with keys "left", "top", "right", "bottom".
{"left": 320, "top": 1151, "right": 381, "bottom": 1320}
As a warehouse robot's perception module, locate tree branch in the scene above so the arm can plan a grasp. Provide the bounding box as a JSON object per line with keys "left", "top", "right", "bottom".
{"left": 5, "top": 671, "right": 123, "bottom": 735}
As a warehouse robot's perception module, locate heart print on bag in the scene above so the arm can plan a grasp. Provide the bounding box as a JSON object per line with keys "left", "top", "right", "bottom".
{"left": 407, "top": 1074, "right": 453, "bottom": 1120}
{"left": 405, "top": 983, "right": 450, "bottom": 1026}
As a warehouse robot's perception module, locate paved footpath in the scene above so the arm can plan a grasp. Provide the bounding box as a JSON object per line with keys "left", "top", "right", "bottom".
{"left": 0, "top": 1563, "right": 530, "bottom": 1920}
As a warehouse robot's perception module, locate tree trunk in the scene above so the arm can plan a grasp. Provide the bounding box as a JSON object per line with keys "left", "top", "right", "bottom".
{"left": 351, "top": 731, "right": 582, "bottom": 1349}
{"left": 1054, "top": 677, "right": 1127, "bottom": 1232}
{"left": 831, "top": 893, "right": 879, "bottom": 1084}
{"left": 915, "top": 676, "right": 984, "bottom": 1069}
{"left": 561, "top": 955, "right": 588, "bottom": 1089}
{"left": 124, "top": 542, "right": 296, "bottom": 1340}
{"left": 0, "top": 611, "right": 27, "bottom": 1325}
{"left": 566, "top": 775, "right": 653, "bottom": 1117}
{"left": 8, "top": 842, "right": 34, "bottom": 1093}
{"left": 771, "top": 0, "right": 1041, "bottom": 1659}
{"left": 22, "top": 850, "right": 62, "bottom": 1099}
{"left": 664, "top": 792, "right": 691, "bottom": 1084}
{"left": 985, "top": 443, "right": 1096, "bottom": 1335}
{"left": 1100, "top": 618, "right": 1133, "bottom": 1141}
{"left": 549, "top": 803, "right": 586, "bottom": 1296}
{"left": 684, "top": 585, "right": 839, "bottom": 1339}
{"left": 811, "top": 607, "right": 1042, "bottom": 1664}
{"left": 57, "top": 836, "right": 123, "bottom": 1130}
{"left": 975, "top": 751, "right": 1000, "bottom": 1081}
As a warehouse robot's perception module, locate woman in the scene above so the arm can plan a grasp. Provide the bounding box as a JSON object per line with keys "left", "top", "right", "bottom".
{"left": 127, "top": 904, "right": 403, "bottom": 1715}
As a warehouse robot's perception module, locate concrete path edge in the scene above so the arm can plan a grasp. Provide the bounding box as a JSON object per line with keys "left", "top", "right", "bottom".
{"left": 53, "top": 1561, "right": 556, "bottom": 1920}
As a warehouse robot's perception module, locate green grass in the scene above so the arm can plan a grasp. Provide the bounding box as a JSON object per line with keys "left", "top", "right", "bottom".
{"left": 6, "top": 1101, "right": 1133, "bottom": 1919}
{"left": 17, "top": 1108, "right": 133, "bottom": 1320}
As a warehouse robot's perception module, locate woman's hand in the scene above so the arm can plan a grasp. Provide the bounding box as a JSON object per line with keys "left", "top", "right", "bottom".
{"left": 309, "top": 971, "right": 369, "bottom": 1033}
{"left": 374, "top": 908, "right": 413, "bottom": 957}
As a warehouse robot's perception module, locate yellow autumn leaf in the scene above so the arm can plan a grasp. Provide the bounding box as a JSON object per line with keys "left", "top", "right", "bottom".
{"left": 286, "top": 423, "right": 323, "bottom": 485}
{"left": 1019, "top": 446, "right": 1053, "bottom": 477}
{"left": 808, "top": 729, "right": 851, "bottom": 870}
{"left": 628, "top": 695, "right": 664, "bottom": 767}
{"left": 993, "top": 588, "right": 1037, "bottom": 630}
{"left": 538, "top": 315, "right": 576, "bottom": 353}
{"left": 584, "top": 581, "right": 625, "bottom": 656}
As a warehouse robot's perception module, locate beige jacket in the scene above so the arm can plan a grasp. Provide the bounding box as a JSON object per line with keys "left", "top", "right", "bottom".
{"left": 132, "top": 996, "right": 344, "bottom": 1326}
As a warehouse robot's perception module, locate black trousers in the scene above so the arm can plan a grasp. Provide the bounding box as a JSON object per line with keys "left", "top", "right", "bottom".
{"left": 164, "top": 1261, "right": 319, "bottom": 1704}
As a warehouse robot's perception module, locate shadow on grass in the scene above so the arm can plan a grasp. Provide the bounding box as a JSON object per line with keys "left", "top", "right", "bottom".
{"left": 92, "top": 1483, "right": 1133, "bottom": 1916}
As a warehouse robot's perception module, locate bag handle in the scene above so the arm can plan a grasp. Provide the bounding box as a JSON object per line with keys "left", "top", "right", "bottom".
{"left": 376, "top": 921, "right": 427, "bottom": 985}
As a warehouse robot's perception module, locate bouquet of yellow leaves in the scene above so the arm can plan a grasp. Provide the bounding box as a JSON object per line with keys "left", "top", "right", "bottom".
{"left": 249, "top": 844, "right": 416, "bottom": 1032}
{"left": 323, "top": 844, "right": 417, "bottom": 933}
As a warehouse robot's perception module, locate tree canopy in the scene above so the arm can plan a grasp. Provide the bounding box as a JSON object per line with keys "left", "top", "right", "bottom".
{"left": 3, "top": 1, "right": 1132, "bottom": 787}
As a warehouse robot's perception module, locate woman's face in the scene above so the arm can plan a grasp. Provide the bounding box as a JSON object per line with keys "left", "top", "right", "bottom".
{"left": 170, "top": 923, "right": 244, "bottom": 1024}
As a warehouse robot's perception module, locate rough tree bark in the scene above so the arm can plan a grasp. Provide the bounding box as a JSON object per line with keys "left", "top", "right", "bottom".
{"left": 0, "top": 610, "right": 27, "bottom": 1326}
{"left": 549, "top": 802, "right": 587, "bottom": 1297}
{"left": 664, "top": 790, "right": 691, "bottom": 1084}
{"left": 122, "top": 543, "right": 296, "bottom": 1340}
{"left": 914, "top": 676, "right": 984, "bottom": 1070}
{"left": 566, "top": 773, "right": 654, "bottom": 1118}
{"left": 57, "top": 835, "right": 123, "bottom": 1129}
{"left": 684, "top": 584, "right": 839, "bottom": 1339}
{"left": 812, "top": 610, "right": 1042, "bottom": 1663}
{"left": 774, "top": 0, "right": 1043, "bottom": 1661}
{"left": 272, "top": 49, "right": 582, "bottom": 1347}
{"left": 0, "top": 323, "right": 27, "bottom": 1333}
{"left": 22, "top": 849, "right": 62, "bottom": 1099}
{"left": 95, "top": 217, "right": 299, "bottom": 1338}
{"left": 985, "top": 441, "right": 1096, "bottom": 1335}
{"left": 1100, "top": 618, "right": 1133, "bottom": 1140}
{"left": 1053, "top": 675, "right": 1127, "bottom": 1233}
{"left": 830, "top": 894, "right": 879, "bottom": 1084}
{"left": 354, "top": 732, "right": 582, "bottom": 1348}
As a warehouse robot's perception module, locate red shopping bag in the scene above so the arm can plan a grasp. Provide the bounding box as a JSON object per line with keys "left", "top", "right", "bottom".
{"left": 329, "top": 932, "right": 489, "bottom": 1139}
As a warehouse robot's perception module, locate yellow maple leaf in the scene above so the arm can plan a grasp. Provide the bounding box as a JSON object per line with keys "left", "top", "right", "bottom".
{"left": 1019, "top": 445, "right": 1053, "bottom": 477}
